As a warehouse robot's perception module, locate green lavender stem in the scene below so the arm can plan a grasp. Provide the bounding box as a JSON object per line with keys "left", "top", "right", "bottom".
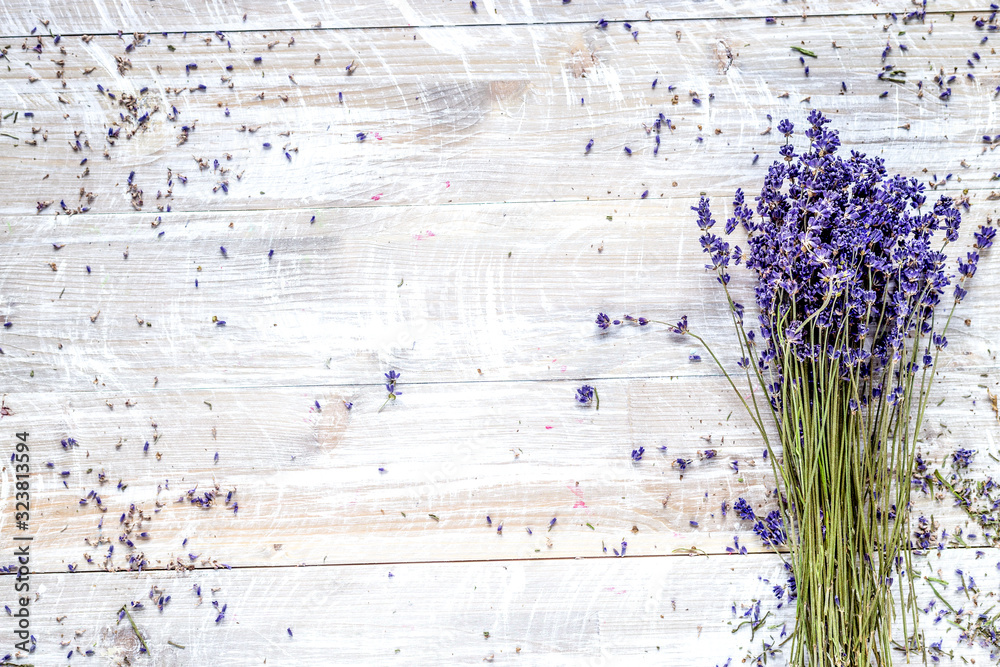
{"left": 677, "top": 305, "right": 935, "bottom": 666}
{"left": 118, "top": 605, "right": 151, "bottom": 655}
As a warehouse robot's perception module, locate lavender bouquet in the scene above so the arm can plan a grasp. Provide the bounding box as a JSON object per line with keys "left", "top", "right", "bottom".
{"left": 675, "top": 111, "right": 992, "bottom": 664}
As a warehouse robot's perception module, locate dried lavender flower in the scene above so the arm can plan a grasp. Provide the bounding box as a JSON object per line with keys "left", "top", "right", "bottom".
{"left": 379, "top": 371, "right": 401, "bottom": 412}
{"left": 576, "top": 385, "right": 598, "bottom": 410}
{"left": 678, "top": 110, "right": 993, "bottom": 665}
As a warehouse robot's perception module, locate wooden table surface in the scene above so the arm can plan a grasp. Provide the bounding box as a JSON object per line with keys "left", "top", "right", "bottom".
{"left": 1, "top": 1, "right": 999, "bottom": 665}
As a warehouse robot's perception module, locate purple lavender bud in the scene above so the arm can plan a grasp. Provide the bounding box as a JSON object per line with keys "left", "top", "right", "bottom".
{"left": 952, "top": 448, "right": 976, "bottom": 469}
{"left": 974, "top": 225, "right": 996, "bottom": 249}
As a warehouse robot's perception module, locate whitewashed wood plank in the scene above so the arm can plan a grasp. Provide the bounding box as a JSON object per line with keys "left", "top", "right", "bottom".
{"left": 0, "top": 16, "right": 998, "bottom": 214}
{"left": 0, "top": 204, "right": 996, "bottom": 393}
{"left": 0, "top": 372, "right": 995, "bottom": 571}
{"left": 0, "top": 556, "right": 797, "bottom": 666}
{"left": 1, "top": 548, "right": 996, "bottom": 665}
{"left": 0, "top": 1, "right": 968, "bottom": 37}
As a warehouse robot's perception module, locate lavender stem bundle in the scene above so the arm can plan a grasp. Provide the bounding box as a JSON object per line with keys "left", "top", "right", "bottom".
{"left": 676, "top": 111, "right": 994, "bottom": 665}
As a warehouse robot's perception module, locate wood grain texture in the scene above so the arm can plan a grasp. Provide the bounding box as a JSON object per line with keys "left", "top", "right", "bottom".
{"left": 0, "top": 204, "right": 997, "bottom": 394}
{"left": 0, "top": 372, "right": 996, "bottom": 573}
{"left": 0, "top": 1, "right": 976, "bottom": 36}
{"left": 4, "top": 548, "right": 999, "bottom": 666}
{"left": 0, "top": 15, "right": 999, "bottom": 215}
{"left": 2, "top": 1, "right": 1000, "bottom": 664}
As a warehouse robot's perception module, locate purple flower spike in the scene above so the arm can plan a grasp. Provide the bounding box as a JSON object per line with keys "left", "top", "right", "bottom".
{"left": 380, "top": 370, "right": 402, "bottom": 410}
{"left": 693, "top": 197, "right": 715, "bottom": 230}
{"left": 686, "top": 109, "right": 989, "bottom": 406}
